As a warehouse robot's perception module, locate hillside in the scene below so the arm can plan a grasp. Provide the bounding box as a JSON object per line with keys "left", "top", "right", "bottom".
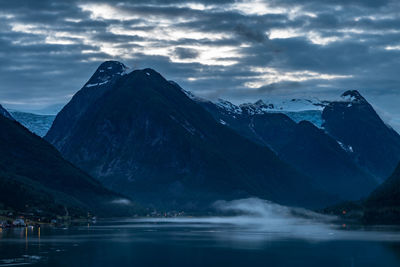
{"left": 0, "top": 112, "right": 139, "bottom": 218}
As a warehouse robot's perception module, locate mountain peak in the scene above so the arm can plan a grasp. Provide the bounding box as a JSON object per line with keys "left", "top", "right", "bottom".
{"left": 239, "top": 100, "right": 275, "bottom": 115}
{"left": 98, "top": 60, "right": 127, "bottom": 71}
{"left": 341, "top": 90, "right": 366, "bottom": 103}
{"left": 122, "top": 68, "right": 166, "bottom": 81}
{"left": 84, "top": 61, "right": 129, "bottom": 88}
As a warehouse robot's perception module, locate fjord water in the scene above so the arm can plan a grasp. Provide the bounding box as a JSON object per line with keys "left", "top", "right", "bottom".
{"left": 2, "top": 199, "right": 400, "bottom": 267}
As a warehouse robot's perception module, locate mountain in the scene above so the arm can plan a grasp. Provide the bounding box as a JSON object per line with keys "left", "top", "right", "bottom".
{"left": 324, "top": 161, "right": 400, "bottom": 225}
{"left": 322, "top": 90, "right": 400, "bottom": 181}
{"left": 6, "top": 61, "right": 128, "bottom": 137}
{"left": 10, "top": 111, "right": 55, "bottom": 137}
{"left": 0, "top": 111, "right": 138, "bottom": 218}
{"left": 363, "top": 162, "right": 400, "bottom": 224}
{"left": 45, "top": 61, "right": 334, "bottom": 210}
{"left": 46, "top": 61, "right": 129, "bottom": 148}
{"left": 197, "top": 98, "right": 377, "bottom": 201}
{"left": 0, "top": 104, "right": 14, "bottom": 120}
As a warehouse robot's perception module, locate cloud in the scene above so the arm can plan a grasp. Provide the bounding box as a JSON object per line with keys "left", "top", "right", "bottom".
{"left": 173, "top": 47, "right": 199, "bottom": 59}
{"left": 233, "top": 24, "right": 269, "bottom": 43}
{"left": 0, "top": 0, "right": 399, "bottom": 131}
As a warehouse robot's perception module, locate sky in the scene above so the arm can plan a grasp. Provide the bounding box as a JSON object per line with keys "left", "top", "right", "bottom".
{"left": 0, "top": 0, "right": 400, "bottom": 129}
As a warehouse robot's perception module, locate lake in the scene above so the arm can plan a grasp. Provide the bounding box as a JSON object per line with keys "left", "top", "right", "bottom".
{"left": 1, "top": 198, "right": 400, "bottom": 266}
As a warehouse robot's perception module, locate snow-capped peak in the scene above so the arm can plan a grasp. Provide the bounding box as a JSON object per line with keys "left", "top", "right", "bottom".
{"left": 340, "top": 90, "right": 366, "bottom": 103}
{"left": 85, "top": 61, "right": 128, "bottom": 88}
{"left": 97, "top": 61, "right": 127, "bottom": 74}
{"left": 241, "top": 98, "right": 327, "bottom": 113}
{"left": 239, "top": 101, "right": 271, "bottom": 115}
{"left": 216, "top": 99, "right": 242, "bottom": 114}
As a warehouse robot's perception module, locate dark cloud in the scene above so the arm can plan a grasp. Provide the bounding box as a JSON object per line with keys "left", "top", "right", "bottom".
{"left": 0, "top": 0, "right": 400, "bottom": 130}
{"left": 233, "top": 24, "right": 269, "bottom": 43}
{"left": 173, "top": 47, "right": 199, "bottom": 59}
{"left": 270, "top": 0, "right": 392, "bottom": 8}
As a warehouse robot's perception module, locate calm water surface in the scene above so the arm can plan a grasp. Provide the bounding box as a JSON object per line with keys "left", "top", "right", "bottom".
{"left": 1, "top": 216, "right": 400, "bottom": 267}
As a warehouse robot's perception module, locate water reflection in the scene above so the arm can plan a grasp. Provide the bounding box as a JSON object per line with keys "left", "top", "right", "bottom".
{"left": 1, "top": 198, "right": 400, "bottom": 266}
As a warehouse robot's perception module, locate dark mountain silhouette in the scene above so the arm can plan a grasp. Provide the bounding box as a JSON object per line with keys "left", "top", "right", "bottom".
{"left": 45, "top": 61, "right": 334, "bottom": 210}
{"left": 322, "top": 90, "right": 400, "bottom": 181}
{"left": 46, "top": 61, "right": 128, "bottom": 148}
{"left": 0, "top": 111, "right": 138, "bottom": 217}
{"left": 324, "top": 161, "right": 400, "bottom": 225}
{"left": 363, "top": 162, "right": 400, "bottom": 224}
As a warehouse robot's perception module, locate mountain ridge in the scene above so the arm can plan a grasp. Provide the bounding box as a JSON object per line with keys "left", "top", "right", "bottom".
{"left": 197, "top": 93, "right": 378, "bottom": 201}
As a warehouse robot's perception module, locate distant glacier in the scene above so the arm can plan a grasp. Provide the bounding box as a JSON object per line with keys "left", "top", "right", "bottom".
{"left": 10, "top": 111, "right": 55, "bottom": 137}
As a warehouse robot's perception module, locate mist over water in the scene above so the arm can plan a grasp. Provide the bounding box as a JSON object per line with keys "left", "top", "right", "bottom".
{"left": 2, "top": 198, "right": 400, "bottom": 266}
{"left": 126, "top": 198, "right": 400, "bottom": 242}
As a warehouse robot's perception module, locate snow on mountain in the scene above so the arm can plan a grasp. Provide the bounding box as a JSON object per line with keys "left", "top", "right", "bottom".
{"left": 231, "top": 93, "right": 372, "bottom": 128}
{"left": 180, "top": 88, "right": 328, "bottom": 128}
{"left": 217, "top": 99, "right": 243, "bottom": 114}
{"left": 239, "top": 99, "right": 327, "bottom": 128}
{"left": 46, "top": 65, "right": 330, "bottom": 209}
{"left": 10, "top": 111, "right": 55, "bottom": 137}
{"left": 322, "top": 89, "right": 400, "bottom": 181}
{"left": 183, "top": 89, "right": 378, "bottom": 129}
{"left": 340, "top": 90, "right": 366, "bottom": 103}
{"left": 213, "top": 98, "right": 326, "bottom": 115}
{"left": 258, "top": 98, "right": 328, "bottom": 112}
{"left": 84, "top": 61, "right": 128, "bottom": 88}
{"left": 282, "top": 110, "right": 324, "bottom": 128}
